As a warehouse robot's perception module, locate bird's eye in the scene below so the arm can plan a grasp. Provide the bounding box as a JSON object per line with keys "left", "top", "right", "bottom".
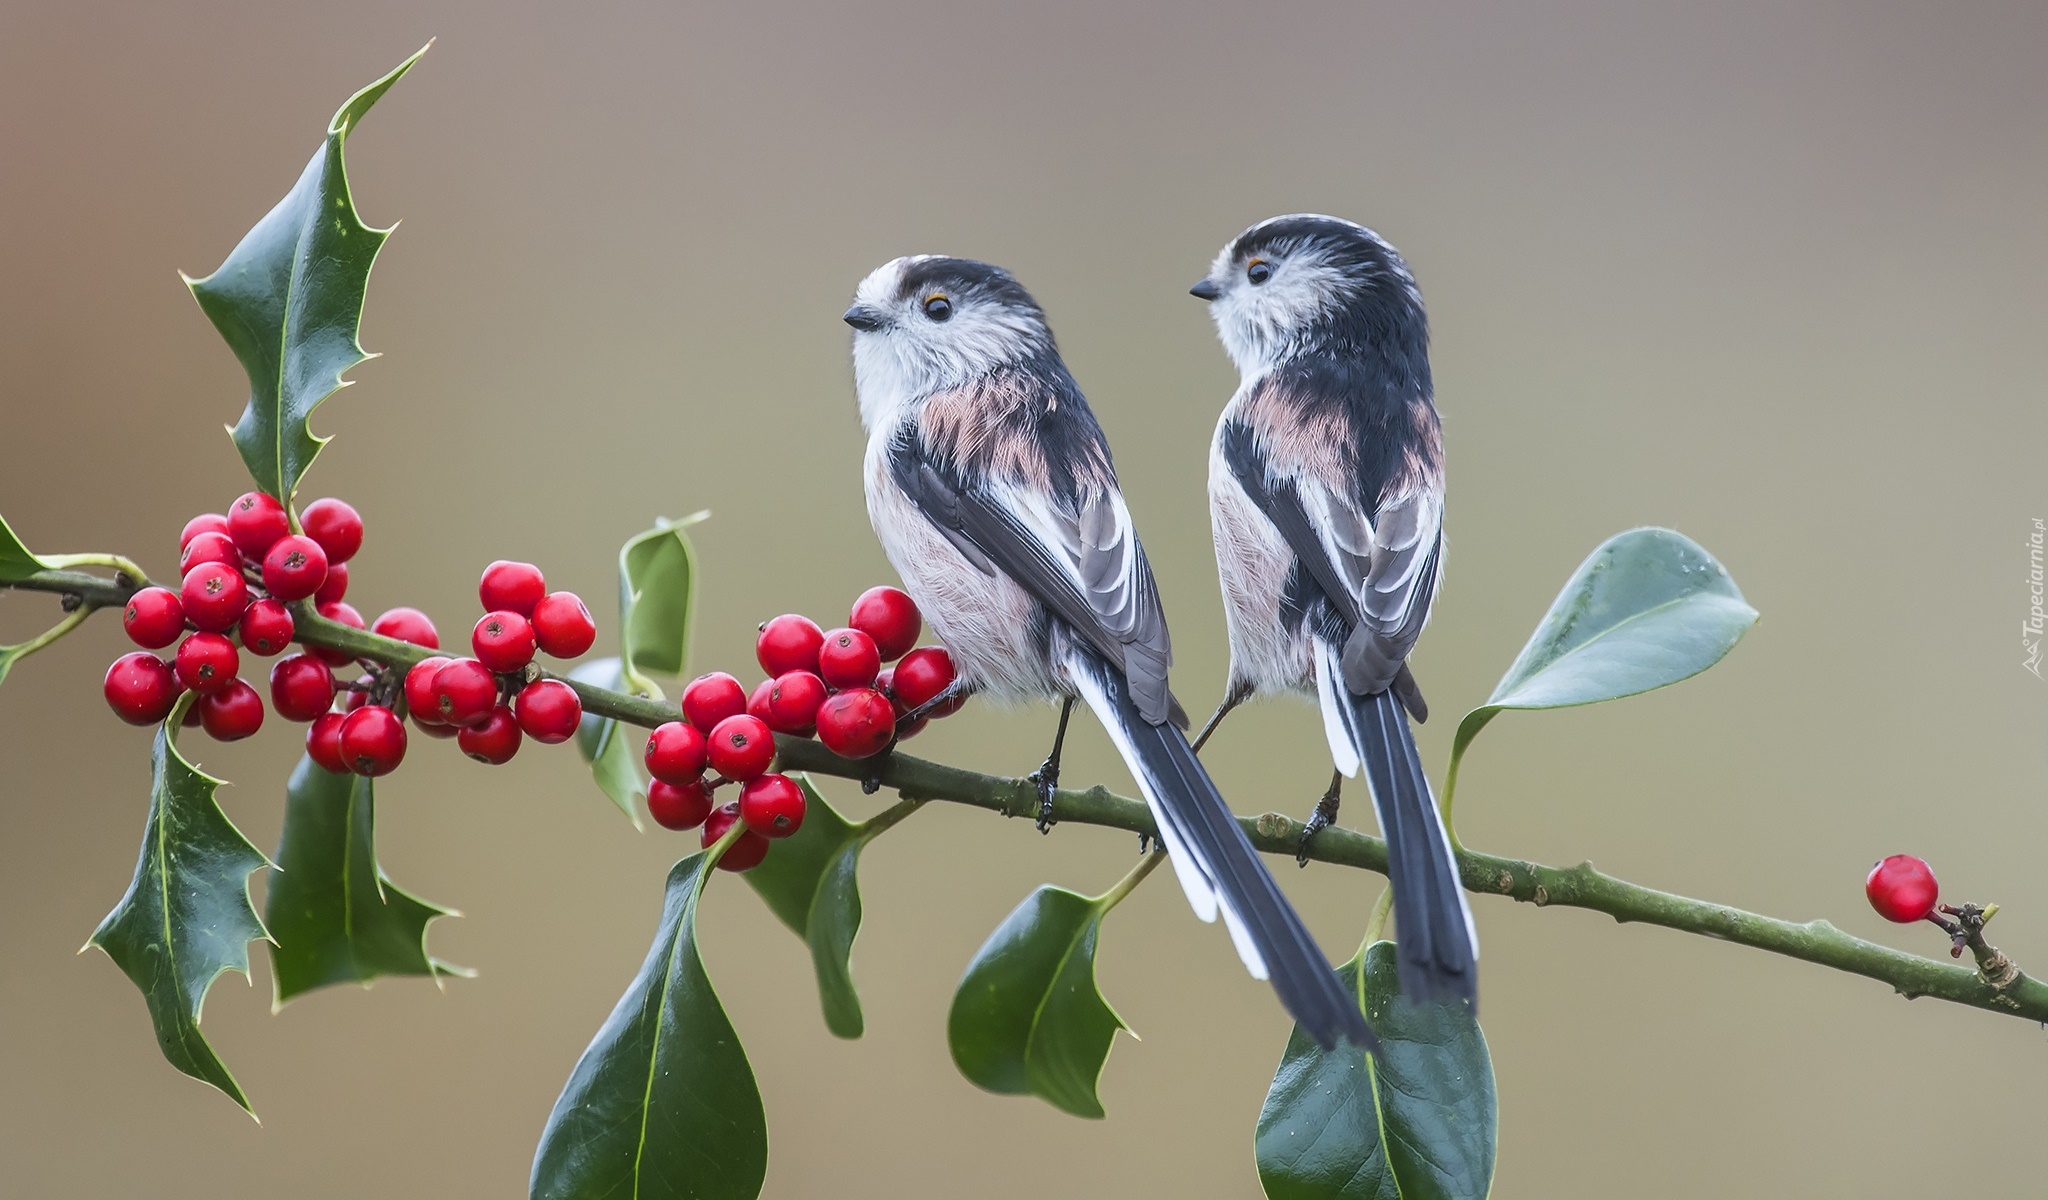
{"left": 923, "top": 295, "right": 953, "bottom": 321}
{"left": 1246, "top": 260, "right": 1272, "bottom": 285}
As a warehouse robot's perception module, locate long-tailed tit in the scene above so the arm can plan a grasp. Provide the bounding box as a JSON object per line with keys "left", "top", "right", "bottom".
{"left": 1189, "top": 215, "right": 1477, "bottom": 1003}
{"left": 845, "top": 255, "right": 1370, "bottom": 1048}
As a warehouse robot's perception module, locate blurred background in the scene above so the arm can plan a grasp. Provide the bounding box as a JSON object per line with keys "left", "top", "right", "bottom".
{"left": 3, "top": 1, "right": 2045, "bottom": 1195}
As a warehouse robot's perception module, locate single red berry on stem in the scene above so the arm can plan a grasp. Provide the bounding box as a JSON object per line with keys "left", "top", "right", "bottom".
{"left": 430, "top": 658, "right": 499, "bottom": 728}
{"left": 414, "top": 717, "right": 458, "bottom": 739}
{"left": 104, "top": 653, "right": 179, "bottom": 725}
{"left": 343, "top": 677, "right": 371, "bottom": 712}
{"left": 514, "top": 679, "right": 583, "bottom": 743}
{"left": 227, "top": 491, "right": 291, "bottom": 558}
{"left": 307, "top": 712, "right": 348, "bottom": 772}
{"left": 702, "top": 802, "right": 771, "bottom": 871}
{"left": 763, "top": 671, "right": 827, "bottom": 735}
{"left": 645, "top": 721, "right": 709, "bottom": 785}
{"left": 891, "top": 646, "right": 961, "bottom": 716}
{"left": 340, "top": 705, "right": 407, "bottom": 776}
{"left": 473, "top": 611, "right": 536, "bottom": 672}
{"left": 850, "top": 586, "right": 922, "bottom": 661}
{"left": 238, "top": 598, "right": 295, "bottom": 656}
{"left": 180, "top": 561, "right": 250, "bottom": 633}
{"left": 815, "top": 688, "right": 897, "bottom": 759}
{"left": 707, "top": 714, "right": 775, "bottom": 781}
{"left": 756, "top": 614, "right": 825, "bottom": 677}
{"left": 738, "top": 772, "right": 806, "bottom": 838}
{"left": 746, "top": 677, "right": 775, "bottom": 724}
{"left": 311, "top": 600, "right": 365, "bottom": 667}
{"left": 300, "top": 498, "right": 364, "bottom": 564}
{"left": 531, "top": 591, "right": 597, "bottom": 658}
{"left": 648, "top": 779, "right": 715, "bottom": 831}
{"left": 818, "top": 627, "right": 882, "bottom": 689}
{"left": 179, "top": 513, "right": 231, "bottom": 551}
{"left": 1866, "top": 855, "right": 1940, "bottom": 923}
{"left": 199, "top": 681, "right": 265, "bottom": 741}
{"left": 373, "top": 606, "right": 440, "bottom": 649}
{"left": 174, "top": 632, "right": 240, "bottom": 695}
{"left": 270, "top": 653, "right": 337, "bottom": 722}
{"left": 261, "top": 535, "right": 329, "bottom": 601}
{"left": 479, "top": 560, "right": 546, "bottom": 617}
{"left": 314, "top": 561, "right": 349, "bottom": 606}
{"left": 681, "top": 672, "right": 748, "bottom": 733}
{"left": 179, "top": 530, "right": 241, "bottom": 576}
{"left": 404, "top": 656, "right": 453, "bottom": 722}
{"left": 123, "top": 587, "right": 186, "bottom": 649}
{"left": 458, "top": 705, "right": 522, "bottom": 764}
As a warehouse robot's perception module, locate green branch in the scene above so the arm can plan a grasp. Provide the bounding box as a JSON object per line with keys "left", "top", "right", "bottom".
{"left": 8, "top": 567, "right": 2042, "bottom": 1027}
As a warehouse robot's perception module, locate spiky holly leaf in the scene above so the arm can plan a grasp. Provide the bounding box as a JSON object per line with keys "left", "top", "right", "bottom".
{"left": 266, "top": 755, "right": 468, "bottom": 1004}
{"left": 743, "top": 777, "right": 869, "bottom": 1038}
{"left": 571, "top": 657, "right": 647, "bottom": 826}
{"left": 85, "top": 711, "right": 271, "bottom": 1113}
{"left": 186, "top": 44, "right": 427, "bottom": 505}
{"left": 530, "top": 852, "right": 767, "bottom": 1200}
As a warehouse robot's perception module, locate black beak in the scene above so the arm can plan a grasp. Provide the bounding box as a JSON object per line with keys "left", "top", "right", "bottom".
{"left": 1188, "top": 279, "right": 1221, "bottom": 301}
{"left": 843, "top": 304, "right": 888, "bottom": 331}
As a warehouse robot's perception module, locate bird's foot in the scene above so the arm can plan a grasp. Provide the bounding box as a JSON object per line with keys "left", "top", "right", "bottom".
{"left": 1297, "top": 778, "right": 1342, "bottom": 867}
{"left": 1027, "top": 760, "right": 1059, "bottom": 833}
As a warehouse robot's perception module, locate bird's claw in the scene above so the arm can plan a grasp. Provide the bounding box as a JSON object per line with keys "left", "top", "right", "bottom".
{"left": 1296, "top": 781, "right": 1342, "bottom": 867}
{"left": 1028, "top": 762, "right": 1058, "bottom": 833}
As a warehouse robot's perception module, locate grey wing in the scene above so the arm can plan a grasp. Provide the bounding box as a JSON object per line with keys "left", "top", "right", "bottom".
{"left": 1335, "top": 485, "right": 1443, "bottom": 696}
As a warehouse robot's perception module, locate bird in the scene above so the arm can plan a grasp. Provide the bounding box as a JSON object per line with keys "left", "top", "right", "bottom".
{"left": 844, "top": 254, "right": 1371, "bottom": 1048}
{"left": 1188, "top": 214, "right": 1477, "bottom": 1004}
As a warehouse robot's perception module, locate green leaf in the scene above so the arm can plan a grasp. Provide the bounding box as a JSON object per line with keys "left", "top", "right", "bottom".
{"left": 743, "top": 778, "right": 871, "bottom": 1038}
{"left": 85, "top": 713, "right": 272, "bottom": 1113}
{"left": 618, "top": 514, "right": 705, "bottom": 686}
{"left": 0, "top": 511, "right": 53, "bottom": 582}
{"left": 186, "top": 44, "right": 427, "bottom": 505}
{"left": 571, "top": 657, "right": 647, "bottom": 826}
{"left": 265, "top": 755, "right": 468, "bottom": 1005}
{"left": 1256, "top": 941, "right": 1496, "bottom": 1200}
{"left": 1449, "top": 527, "right": 1759, "bottom": 791}
{"left": 530, "top": 853, "right": 767, "bottom": 1200}
{"left": 947, "top": 885, "right": 1130, "bottom": 1119}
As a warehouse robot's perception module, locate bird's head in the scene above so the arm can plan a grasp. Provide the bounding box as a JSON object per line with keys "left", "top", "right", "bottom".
{"left": 845, "top": 256, "right": 1054, "bottom": 427}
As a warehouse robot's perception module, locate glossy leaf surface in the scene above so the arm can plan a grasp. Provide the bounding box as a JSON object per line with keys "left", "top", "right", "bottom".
{"left": 0, "top": 512, "right": 52, "bottom": 581}
{"left": 742, "top": 778, "right": 867, "bottom": 1038}
{"left": 571, "top": 657, "right": 646, "bottom": 825}
{"left": 618, "top": 514, "right": 704, "bottom": 685}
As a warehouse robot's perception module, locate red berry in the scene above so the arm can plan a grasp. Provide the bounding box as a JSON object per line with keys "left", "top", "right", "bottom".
{"left": 430, "top": 658, "right": 499, "bottom": 728}
{"left": 269, "top": 653, "right": 337, "bottom": 721}
{"left": 763, "top": 670, "right": 827, "bottom": 735}
{"left": 457, "top": 705, "right": 522, "bottom": 764}
{"left": 414, "top": 717, "right": 458, "bottom": 739}
{"left": 261, "top": 535, "right": 329, "bottom": 601}
{"left": 892, "top": 646, "right": 961, "bottom": 716}
{"left": 179, "top": 530, "right": 241, "bottom": 576}
{"left": 300, "top": 498, "right": 364, "bottom": 564}
{"left": 179, "top": 513, "right": 231, "bottom": 551}
{"left": 180, "top": 561, "right": 250, "bottom": 632}
{"left": 818, "top": 627, "right": 882, "bottom": 689}
{"left": 531, "top": 591, "right": 596, "bottom": 659}
{"left": 850, "top": 586, "right": 921, "bottom": 661}
{"left": 372, "top": 606, "right": 440, "bottom": 649}
{"left": 403, "top": 656, "right": 452, "bottom": 723}
{"left": 227, "top": 491, "right": 290, "bottom": 558}
{"left": 648, "top": 779, "right": 715, "bottom": 831}
{"left": 104, "top": 653, "right": 178, "bottom": 725}
{"left": 706, "top": 714, "right": 775, "bottom": 781}
{"left": 311, "top": 600, "right": 365, "bottom": 667}
{"left": 681, "top": 672, "right": 748, "bottom": 733}
{"left": 702, "top": 802, "right": 771, "bottom": 871}
{"left": 645, "top": 721, "right": 709, "bottom": 785}
{"left": 747, "top": 677, "right": 775, "bottom": 724}
{"left": 314, "top": 561, "right": 349, "bottom": 606}
{"left": 473, "top": 610, "right": 536, "bottom": 672}
{"left": 123, "top": 587, "right": 185, "bottom": 649}
{"left": 343, "top": 678, "right": 371, "bottom": 712}
{"left": 198, "top": 680, "right": 265, "bottom": 741}
{"left": 756, "top": 614, "right": 825, "bottom": 677}
{"left": 174, "top": 632, "right": 240, "bottom": 695}
{"left": 515, "top": 679, "right": 582, "bottom": 743}
{"left": 815, "top": 688, "right": 897, "bottom": 759}
{"left": 896, "top": 714, "right": 930, "bottom": 741}
{"left": 479, "top": 560, "right": 546, "bottom": 617}
{"left": 307, "top": 712, "right": 348, "bottom": 772}
{"left": 238, "top": 598, "right": 295, "bottom": 656}
{"left": 1866, "top": 855, "right": 1940, "bottom": 923}
{"left": 738, "top": 772, "right": 806, "bottom": 838}
{"left": 340, "top": 705, "right": 407, "bottom": 776}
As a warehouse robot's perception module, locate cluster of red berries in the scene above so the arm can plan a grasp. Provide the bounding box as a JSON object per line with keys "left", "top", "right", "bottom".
{"left": 639, "top": 586, "right": 960, "bottom": 872}
{"left": 1865, "top": 854, "right": 1940, "bottom": 923}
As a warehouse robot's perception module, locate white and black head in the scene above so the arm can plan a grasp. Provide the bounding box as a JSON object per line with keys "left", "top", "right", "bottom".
{"left": 1189, "top": 214, "right": 1428, "bottom": 381}
{"left": 844, "top": 256, "right": 1056, "bottom": 428}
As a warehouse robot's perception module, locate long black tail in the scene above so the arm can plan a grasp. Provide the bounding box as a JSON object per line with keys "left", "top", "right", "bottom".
{"left": 1326, "top": 657, "right": 1477, "bottom": 1004}
{"left": 1069, "top": 651, "right": 1372, "bottom": 1050}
